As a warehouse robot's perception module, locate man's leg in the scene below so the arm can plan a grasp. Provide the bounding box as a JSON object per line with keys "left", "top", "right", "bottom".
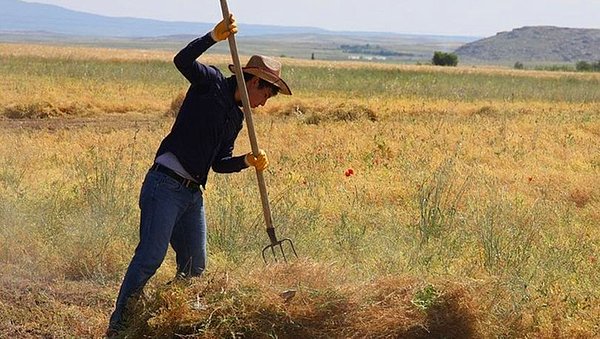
{"left": 171, "top": 190, "right": 206, "bottom": 278}
{"left": 108, "top": 171, "right": 192, "bottom": 330}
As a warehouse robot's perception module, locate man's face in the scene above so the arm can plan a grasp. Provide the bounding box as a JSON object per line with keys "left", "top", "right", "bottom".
{"left": 247, "top": 77, "right": 275, "bottom": 108}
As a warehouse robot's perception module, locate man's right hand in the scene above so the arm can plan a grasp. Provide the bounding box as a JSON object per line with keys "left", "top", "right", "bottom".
{"left": 211, "top": 14, "right": 238, "bottom": 41}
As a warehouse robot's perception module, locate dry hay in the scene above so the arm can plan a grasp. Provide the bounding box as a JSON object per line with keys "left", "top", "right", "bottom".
{"left": 121, "top": 260, "right": 481, "bottom": 338}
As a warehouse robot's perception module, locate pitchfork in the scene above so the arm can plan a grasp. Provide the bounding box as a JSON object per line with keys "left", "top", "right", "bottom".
{"left": 219, "top": 0, "right": 298, "bottom": 263}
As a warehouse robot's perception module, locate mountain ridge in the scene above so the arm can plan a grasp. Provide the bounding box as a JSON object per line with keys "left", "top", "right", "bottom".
{"left": 0, "top": 0, "right": 476, "bottom": 62}
{"left": 0, "top": 0, "right": 329, "bottom": 37}
{"left": 1, "top": 0, "right": 476, "bottom": 40}
{"left": 4, "top": 0, "right": 598, "bottom": 64}
{"left": 455, "top": 26, "right": 600, "bottom": 63}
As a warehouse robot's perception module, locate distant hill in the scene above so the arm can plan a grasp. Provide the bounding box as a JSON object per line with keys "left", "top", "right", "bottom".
{"left": 0, "top": 0, "right": 327, "bottom": 37}
{"left": 455, "top": 26, "right": 600, "bottom": 63}
{"left": 0, "top": 0, "right": 477, "bottom": 62}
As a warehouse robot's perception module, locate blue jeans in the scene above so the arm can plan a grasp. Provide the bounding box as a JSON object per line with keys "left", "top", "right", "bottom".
{"left": 109, "top": 170, "right": 206, "bottom": 329}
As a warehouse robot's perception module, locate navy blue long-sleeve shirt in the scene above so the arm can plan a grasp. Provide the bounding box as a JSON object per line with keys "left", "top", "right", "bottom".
{"left": 155, "top": 33, "right": 248, "bottom": 187}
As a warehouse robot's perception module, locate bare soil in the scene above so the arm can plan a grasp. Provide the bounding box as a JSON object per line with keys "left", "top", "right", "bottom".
{"left": 0, "top": 114, "right": 164, "bottom": 131}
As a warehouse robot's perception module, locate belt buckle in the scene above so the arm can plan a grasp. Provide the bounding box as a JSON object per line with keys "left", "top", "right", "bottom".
{"left": 182, "top": 178, "right": 199, "bottom": 191}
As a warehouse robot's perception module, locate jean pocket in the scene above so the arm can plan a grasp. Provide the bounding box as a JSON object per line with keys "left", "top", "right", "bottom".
{"left": 160, "top": 175, "right": 183, "bottom": 192}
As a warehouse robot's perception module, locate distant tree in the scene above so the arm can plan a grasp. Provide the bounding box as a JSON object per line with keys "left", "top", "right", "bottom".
{"left": 576, "top": 61, "right": 592, "bottom": 72}
{"left": 432, "top": 51, "right": 458, "bottom": 66}
{"left": 576, "top": 60, "right": 600, "bottom": 72}
{"left": 514, "top": 61, "right": 524, "bottom": 70}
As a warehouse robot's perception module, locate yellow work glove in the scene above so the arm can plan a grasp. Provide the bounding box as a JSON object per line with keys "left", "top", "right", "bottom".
{"left": 211, "top": 14, "right": 238, "bottom": 41}
{"left": 245, "top": 149, "right": 269, "bottom": 171}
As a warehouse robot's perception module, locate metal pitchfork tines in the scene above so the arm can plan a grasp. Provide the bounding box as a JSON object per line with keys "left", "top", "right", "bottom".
{"left": 262, "top": 227, "right": 298, "bottom": 263}
{"left": 220, "top": 0, "right": 298, "bottom": 264}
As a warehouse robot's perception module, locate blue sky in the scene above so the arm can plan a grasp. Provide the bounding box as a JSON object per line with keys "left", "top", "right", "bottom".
{"left": 25, "top": 0, "right": 600, "bottom": 36}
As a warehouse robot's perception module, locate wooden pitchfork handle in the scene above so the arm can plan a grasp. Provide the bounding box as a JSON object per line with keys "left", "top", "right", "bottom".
{"left": 219, "top": 0, "right": 279, "bottom": 245}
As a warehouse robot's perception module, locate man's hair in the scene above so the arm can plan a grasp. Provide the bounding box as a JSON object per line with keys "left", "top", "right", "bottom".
{"left": 243, "top": 73, "right": 280, "bottom": 96}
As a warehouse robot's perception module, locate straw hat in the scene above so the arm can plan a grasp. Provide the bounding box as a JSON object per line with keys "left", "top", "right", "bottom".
{"left": 229, "top": 55, "right": 292, "bottom": 95}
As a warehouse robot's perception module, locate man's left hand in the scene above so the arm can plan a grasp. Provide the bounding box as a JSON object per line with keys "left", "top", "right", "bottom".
{"left": 245, "top": 149, "right": 269, "bottom": 171}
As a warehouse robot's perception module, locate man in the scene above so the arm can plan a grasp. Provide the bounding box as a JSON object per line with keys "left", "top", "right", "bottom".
{"left": 106, "top": 14, "right": 292, "bottom": 336}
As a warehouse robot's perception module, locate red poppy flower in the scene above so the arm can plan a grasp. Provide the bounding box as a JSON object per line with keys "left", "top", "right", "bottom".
{"left": 345, "top": 168, "right": 354, "bottom": 177}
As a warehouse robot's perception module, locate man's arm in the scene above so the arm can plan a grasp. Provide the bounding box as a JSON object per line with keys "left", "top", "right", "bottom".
{"left": 212, "top": 139, "right": 269, "bottom": 174}
{"left": 211, "top": 131, "right": 248, "bottom": 173}
{"left": 173, "top": 33, "right": 218, "bottom": 86}
{"left": 173, "top": 14, "right": 237, "bottom": 85}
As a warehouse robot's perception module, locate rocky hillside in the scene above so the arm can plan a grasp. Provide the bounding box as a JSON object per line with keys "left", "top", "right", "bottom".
{"left": 455, "top": 26, "right": 600, "bottom": 63}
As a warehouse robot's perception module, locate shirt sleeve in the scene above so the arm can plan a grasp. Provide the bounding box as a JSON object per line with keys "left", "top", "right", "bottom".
{"left": 211, "top": 129, "right": 249, "bottom": 173}
{"left": 173, "top": 32, "right": 219, "bottom": 86}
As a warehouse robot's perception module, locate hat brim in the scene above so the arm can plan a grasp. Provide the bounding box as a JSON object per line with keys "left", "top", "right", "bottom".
{"left": 229, "top": 64, "right": 292, "bottom": 95}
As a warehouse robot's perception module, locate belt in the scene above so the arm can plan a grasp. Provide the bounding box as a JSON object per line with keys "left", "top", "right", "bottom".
{"left": 150, "top": 163, "right": 203, "bottom": 191}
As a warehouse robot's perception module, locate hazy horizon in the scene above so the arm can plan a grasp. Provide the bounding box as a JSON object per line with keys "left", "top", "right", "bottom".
{"left": 21, "top": 0, "right": 600, "bottom": 37}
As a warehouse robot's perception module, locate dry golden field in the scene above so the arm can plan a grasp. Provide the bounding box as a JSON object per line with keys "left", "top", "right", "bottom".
{"left": 0, "top": 42, "right": 599, "bottom": 337}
